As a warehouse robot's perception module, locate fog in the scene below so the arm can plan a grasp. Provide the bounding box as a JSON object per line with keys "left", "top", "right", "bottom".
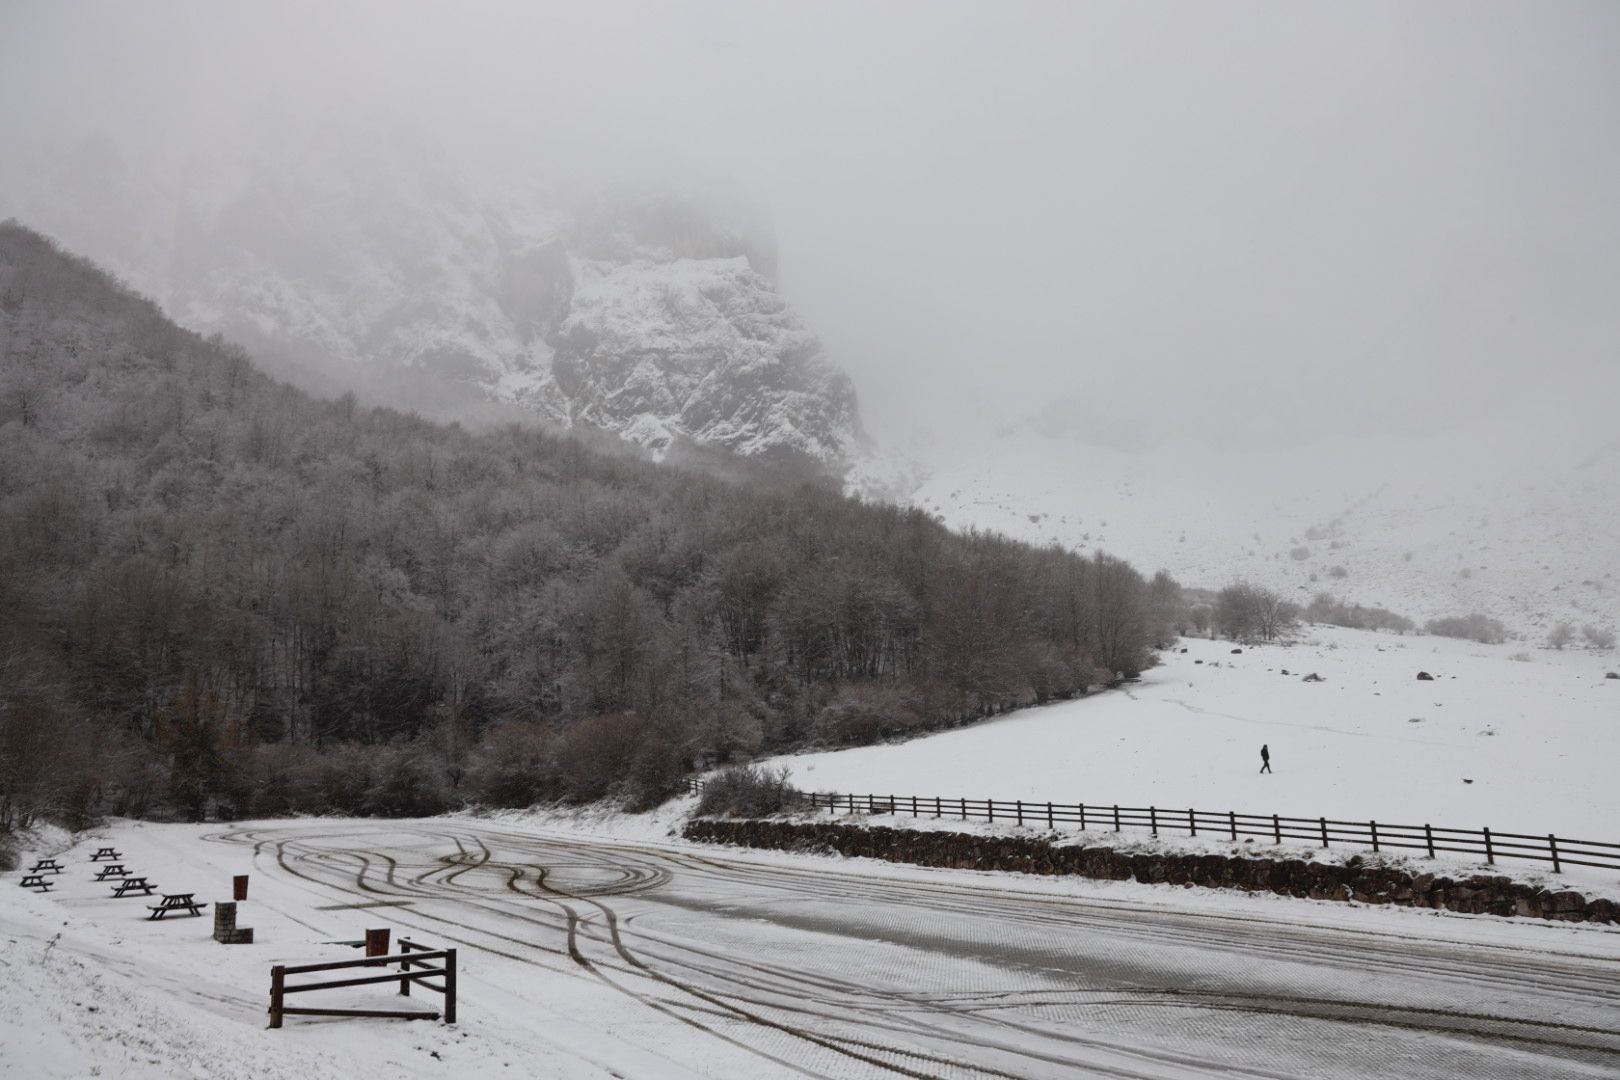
{"left": 3, "top": 0, "right": 1617, "bottom": 452}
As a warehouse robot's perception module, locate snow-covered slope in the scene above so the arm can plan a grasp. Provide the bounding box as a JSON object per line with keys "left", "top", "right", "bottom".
{"left": 0, "top": 130, "right": 861, "bottom": 468}
{"left": 763, "top": 626, "right": 1620, "bottom": 841}
{"left": 869, "top": 419, "right": 1620, "bottom": 638}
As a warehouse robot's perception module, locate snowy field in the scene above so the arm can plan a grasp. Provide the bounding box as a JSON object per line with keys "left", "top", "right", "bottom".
{"left": 764, "top": 627, "right": 1620, "bottom": 851}
{"left": 5, "top": 812, "right": 1620, "bottom": 1079}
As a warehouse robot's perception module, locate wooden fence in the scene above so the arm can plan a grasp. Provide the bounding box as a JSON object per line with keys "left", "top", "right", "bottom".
{"left": 269, "top": 938, "right": 456, "bottom": 1028}
{"left": 685, "top": 780, "right": 1620, "bottom": 873}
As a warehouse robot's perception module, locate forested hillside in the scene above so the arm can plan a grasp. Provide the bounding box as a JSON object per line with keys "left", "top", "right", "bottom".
{"left": 0, "top": 222, "right": 1175, "bottom": 827}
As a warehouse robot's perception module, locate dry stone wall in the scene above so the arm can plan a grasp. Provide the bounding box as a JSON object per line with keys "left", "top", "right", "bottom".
{"left": 684, "top": 819, "right": 1617, "bottom": 924}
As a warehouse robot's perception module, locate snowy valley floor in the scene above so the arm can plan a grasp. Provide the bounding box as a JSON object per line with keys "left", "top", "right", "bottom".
{"left": 763, "top": 627, "right": 1620, "bottom": 844}
{"left": 4, "top": 810, "right": 1620, "bottom": 1080}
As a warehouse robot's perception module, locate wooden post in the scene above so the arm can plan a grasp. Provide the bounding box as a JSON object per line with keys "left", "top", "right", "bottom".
{"left": 1272, "top": 814, "right": 1281, "bottom": 845}
{"left": 987, "top": 798, "right": 995, "bottom": 823}
{"left": 960, "top": 797, "right": 966, "bottom": 821}
{"left": 1319, "top": 817, "right": 1329, "bottom": 848}
{"left": 400, "top": 948, "right": 412, "bottom": 997}
{"left": 1046, "top": 802, "right": 1054, "bottom": 830}
{"left": 911, "top": 795, "right": 918, "bottom": 817}
{"left": 1549, "top": 834, "right": 1561, "bottom": 874}
{"left": 1424, "top": 824, "right": 1435, "bottom": 859}
{"left": 233, "top": 875, "right": 249, "bottom": 901}
{"left": 365, "top": 928, "right": 391, "bottom": 957}
{"left": 443, "top": 949, "right": 457, "bottom": 1025}
{"left": 1079, "top": 803, "right": 1086, "bottom": 830}
{"left": 1150, "top": 807, "right": 1158, "bottom": 837}
{"left": 935, "top": 796, "right": 941, "bottom": 819}
{"left": 1483, "top": 827, "right": 1494, "bottom": 865}
{"left": 1113, "top": 805, "right": 1120, "bottom": 832}
{"left": 1229, "top": 811, "right": 1237, "bottom": 841}
{"left": 270, "top": 965, "right": 285, "bottom": 1029}
{"left": 1370, "top": 821, "right": 1379, "bottom": 853}
{"left": 1015, "top": 800, "right": 1023, "bottom": 826}
{"left": 1188, "top": 809, "right": 1197, "bottom": 837}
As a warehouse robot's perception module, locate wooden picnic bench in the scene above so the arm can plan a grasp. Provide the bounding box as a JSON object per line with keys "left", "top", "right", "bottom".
{"left": 29, "top": 859, "right": 64, "bottom": 875}
{"left": 93, "top": 863, "right": 131, "bottom": 881}
{"left": 112, "top": 876, "right": 156, "bottom": 898}
{"left": 18, "top": 874, "right": 53, "bottom": 892}
{"left": 90, "top": 847, "right": 122, "bottom": 862}
{"left": 148, "top": 893, "right": 206, "bottom": 920}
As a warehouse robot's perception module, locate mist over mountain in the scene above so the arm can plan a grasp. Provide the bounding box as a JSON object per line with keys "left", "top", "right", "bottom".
{"left": 0, "top": 126, "right": 862, "bottom": 470}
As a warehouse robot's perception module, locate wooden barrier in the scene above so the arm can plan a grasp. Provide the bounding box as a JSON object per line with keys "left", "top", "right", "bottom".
{"left": 269, "top": 942, "right": 455, "bottom": 1028}
{"left": 681, "top": 779, "right": 1620, "bottom": 872}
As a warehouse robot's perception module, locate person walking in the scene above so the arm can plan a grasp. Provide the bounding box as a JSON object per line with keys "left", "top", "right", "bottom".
{"left": 1259, "top": 744, "right": 1272, "bottom": 773}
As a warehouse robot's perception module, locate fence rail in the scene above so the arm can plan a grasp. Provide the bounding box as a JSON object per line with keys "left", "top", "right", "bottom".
{"left": 269, "top": 938, "right": 456, "bottom": 1028}
{"left": 685, "top": 780, "right": 1620, "bottom": 873}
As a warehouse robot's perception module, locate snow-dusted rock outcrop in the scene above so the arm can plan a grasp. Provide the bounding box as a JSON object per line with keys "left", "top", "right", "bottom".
{"left": 549, "top": 256, "right": 856, "bottom": 462}
{"left": 0, "top": 131, "right": 862, "bottom": 470}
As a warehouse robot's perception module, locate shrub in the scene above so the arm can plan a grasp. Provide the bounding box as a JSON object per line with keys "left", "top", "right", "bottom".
{"left": 1583, "top": 625, "right": 1616, "bottom": 650}
{"left": 1424, "top": 613, "right": 1508, "bottom": 644}
{"left": 617, "top": 735, "right": 686, "bottom": 812}
{"left": 1547, "top": 622, "right": 1575, "bottom": 650}
{"left": 1303, "top": 593, "right": 1414, "bottom": 634}
{"left": 0, "top": 835, "right": 16, "bottom": 872}
{"left": 695, "top": 765, "right": 801, "bottom": 818}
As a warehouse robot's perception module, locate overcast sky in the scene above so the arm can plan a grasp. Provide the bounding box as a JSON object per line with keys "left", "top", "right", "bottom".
{"left": 3, "top": 0, "right": 1617, "bottom": 449}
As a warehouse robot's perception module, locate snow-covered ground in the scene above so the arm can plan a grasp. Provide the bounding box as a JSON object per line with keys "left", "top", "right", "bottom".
{"left": 762, "top": 627, "right": 1620, "bottom": 857}
{"left": 5, "top": 813, "right": 1620, "bottom": 1079}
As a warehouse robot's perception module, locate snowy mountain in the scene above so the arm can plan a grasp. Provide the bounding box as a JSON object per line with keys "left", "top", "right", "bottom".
{"left": 0, "top": 129, "right": 862, "bottom": 468}
{"left": 865, "top": 419, "right": 1620, "bottom": 639}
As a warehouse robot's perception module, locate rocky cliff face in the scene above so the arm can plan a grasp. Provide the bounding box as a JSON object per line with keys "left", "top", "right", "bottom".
{"left": 0, "top": 131, "right": 862, "bottom": 469}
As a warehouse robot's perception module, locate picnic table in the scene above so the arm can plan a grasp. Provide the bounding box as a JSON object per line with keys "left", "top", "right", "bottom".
{"left": 89, "top": 847, "right": 122, "bottom": 862}
{"left": 29, "top": 859, "right": 64, "bottom": 875}
{"left": 18, "top": 874, "right": 54, "bottom": 892}
{"left": 112, "top": 876, "right": 156, "bottom": 898}
{"left": 93, "top": 863, "right": 131, "bottom": 881}
{"left": 148, "top": 893, "right": 207, "bottom": 920}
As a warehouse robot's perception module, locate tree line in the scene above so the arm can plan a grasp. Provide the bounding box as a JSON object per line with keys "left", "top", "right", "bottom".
{"left": 0, "top": 222, "right": 1177, "bottom": 828}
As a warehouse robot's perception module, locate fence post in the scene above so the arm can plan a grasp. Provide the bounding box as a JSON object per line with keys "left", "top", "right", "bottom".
{"left": 1188, "top": 809, "right": 1196, "bottom": 838}
{"left": 269, "top": 965, "right": 285, "bottom": 1029}
{"left": 400, "top": 945, "right": 413, "bottom": 997}
{"left": 1549, "top": 834, "right": 1561, "bottom": 874}
{"left": 868, "top": 794, "right": 875, "bottom": 815}
{"left": 1229, "top": 811, "right": 1237, "bottom": 842}
{"left": 1483, "top": 827, "right": 1494, "bottom": 865}
{"left": 1079, "top": 803, "right": 1086, "bottom": 831}
{"left": 1370, "top": 821, "right": 1379, "bottom": 854}
{"left": 960, "top": 797, "right": 967, "bottom": 821}
{"left": 1272, "top": 814, "right": 1281, "bottom": 845}
{"left": 1113, "top": 805, "right": 1120, "bottom": 832}
{"left": 912, "top": 795, "right": 918, "bottom": 817}
{"left": 1319, "top": 817, "right": 1329, "bottom": 848}
{"left": 935, "top": 796, "right": 941, "bottom": 819}
{"left": 1015, "top": 800, "right": 1023, "bottom": 826}
{"left": 1047, "top": 802, "right": 1054, "bottom": 830}
{"left": 1425, "top": 824, "right": 1434, "bottom": 859}
{"left": 443, "top": 949, "right": 457, "bottom": 1025}
{"left": 1150, "top": 807, "right": 1158, "bottom": 837}
{"left": 987, "top": 798, "right": 995, "bottom": 823}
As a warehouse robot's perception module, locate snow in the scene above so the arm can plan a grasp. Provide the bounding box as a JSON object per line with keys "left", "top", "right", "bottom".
{"left": 761, "top": 626, "right": 1620, "bottom": 860}
{"left": 6, "top": 810, "right": 1620, "bottom": 1080}
{"left": 877, "top": 419, "right": 1620, "bottom": 638}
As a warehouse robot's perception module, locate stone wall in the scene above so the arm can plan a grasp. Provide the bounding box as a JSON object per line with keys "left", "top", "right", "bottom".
{"left": 683, "top": 819, "right": 1617, "bottom": 924}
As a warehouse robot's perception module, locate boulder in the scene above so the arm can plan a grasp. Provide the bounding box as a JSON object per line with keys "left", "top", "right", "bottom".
{"left": 1416, "top": 671, "right": 1435, "bottom": 681}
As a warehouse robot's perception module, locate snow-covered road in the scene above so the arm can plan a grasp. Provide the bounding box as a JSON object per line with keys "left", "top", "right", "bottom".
{"left": 29, "top": 818, "right": 1600, "bottom": 1079}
